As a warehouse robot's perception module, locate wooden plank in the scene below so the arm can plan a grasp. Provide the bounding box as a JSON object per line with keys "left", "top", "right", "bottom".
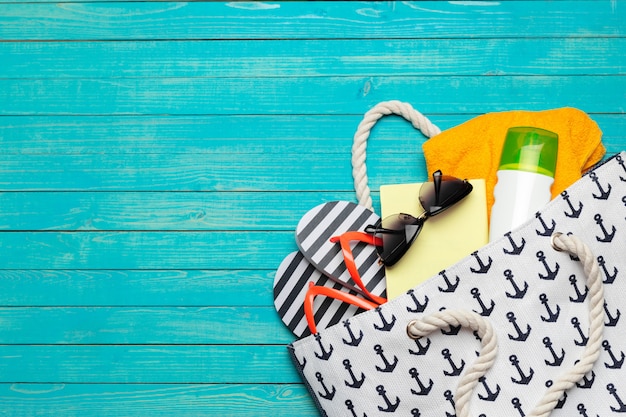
{"left": 0, "top": 1, "right": 623, "bottom": 40}
{"left": 0, "top": 152, "right": 424, "bottom": 191}
{"left": 3, "top": 38, "right": 624, "bottom": 78}
{"left": 0, "top": 114, "right": 440, "bottom": 155}
{"left": 2, "top": 76, "right": 625, "bottom": 116}
{"left": 0, "top": 231, "right": 297, "bottom": 270}
{"left": 3, "top": 142, "right": 624, "bottom": 192}
{"left": 0, "top": 114, "right": 622, "bottom": 156}
{"left": 0, "top": 383, "right": 317, "bottom": 417}
{"left": 0, "top": 345, "right": 300, "bottom": 384}
{"left": 0, "top": 269, "right": 278, "bottom": 307}
{"left": 0, "top": 307, "right": 294, "bottom": 345}
{"left": 0, "top": 191, "right": 371, "bottom": 231}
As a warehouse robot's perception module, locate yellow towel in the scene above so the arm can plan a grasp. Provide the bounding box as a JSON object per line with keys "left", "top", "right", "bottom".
{"left": 422, "top": 107, "right": 605, "bottom": 218}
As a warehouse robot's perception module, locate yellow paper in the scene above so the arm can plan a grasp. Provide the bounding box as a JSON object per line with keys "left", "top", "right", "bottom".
{"left": 380, "top": 179, "right": 488, "bottom": 300}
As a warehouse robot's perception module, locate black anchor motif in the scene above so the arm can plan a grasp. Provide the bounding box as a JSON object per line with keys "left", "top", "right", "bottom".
{"left": 438, "top": 270, "right": 460, "bottom": 293}
{"left": 314, "top": 333, "right": 334, "bottom": 360}
{"left": 569, "top": 274, "right": 588, "bottom": 303}
{"left": 598, "top": 255, "right": 618, "bottom": 284}
{"left": 608, "top": 383, "right": 626, "bottom": 412}
{"left": 575, "top": 360, "right": 595, "bottom": 389}
{"left": 471, "top": 288, "right": 495, "bottom": 316}
{"left": 603, "top": 340, "right": 625, "bottom": 369}
{"left": 409, "top": 336, "right": 431, "bottom": 356}
{"left": 409, "top": 367, "right": 433, "bottom": 395}
{"left": 512, "top": 398, "right": 526, "bottom": 416}
{"left": 376, "top": 385, "right": 400, "bottom": 413}
{"left": 543, "top": 336, "right": 565, "bottom": 366}
{"left": 343, "top": 359, "right": 365, "bottom": 388}
{"left": 546, "top": 380, "right": 567, "bottom": 408}
{"left": 605, "top": 301, "right": 621, "bottom": 327}
{"left": 594, "top": 213, "right": 616, "bottom": 243}
{"left": 470, "top": 251, "right": 493, "bottom": 274}
{"left": 577, "top": 403, "right": 600, "bottom": 417}
{"left": 535, "top": 212, "right": 556, "bottom": 236}
{"left": 406, "top": 289, "right": 429, "bottom": 313}
{"left": 411, "top": 409, "right": 421, "bottom": 417}
{"left": 539, "top": 293, "right": 561, "bottom": 322}
{"left": 294, "top": 355, "right": 306, "bottom": 370}
{"left": 342, "top": 319, "right": 363, "bottom": 347}
{"left": 440, "top": 308, "right": 462, "bottom": 335}
{"left": 345, "top": 399, "right": 367, "bottom": 417}
{"left": 373, "top": 307, "right": 396, "bottom": 332}
{"left": 507, "top": 312, "right": 531, "bottom": 341}
{"left": 510, "top": 354, "right": 534, "bottom": 384}
{"left": 374, "top": 344, "right": 398, "bottom": 373}
{"left": 562, "top": 190, "right": 583, "bottom": 218}
{"left": 617, "top": 154, "right": 626, "bottom": 181}
{"left": 572, "top": 317, "right": 589, "bottom": 346}
{"left": 444, "top": 390, "right": 456, "bottom": 417}
{"left": 503, "top": 231, "right": 526, "bottom": 255}
{"left": 316, "top": 372, "right": 336, "bottom": 400}
{"left": 477, "top": 375, "right": 500, "bottom": 401}
{"left": 505, "top": 269, "right": 528, "bottom": 299}
{"left": 442, "top": 348, "right": 465, "bottom": 376}
{"left": 589, "top": 171, "right": 612, "bottom": 200}
{"left": 537, "top": 250, "right": 560, "bottom": 280}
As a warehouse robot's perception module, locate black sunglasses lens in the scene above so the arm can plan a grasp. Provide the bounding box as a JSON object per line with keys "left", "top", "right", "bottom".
{"left": 419, "top": 174, "right": 472, "bottom": 216}
{"left": 369, "top": 214, "right": 422, "bottom": 266}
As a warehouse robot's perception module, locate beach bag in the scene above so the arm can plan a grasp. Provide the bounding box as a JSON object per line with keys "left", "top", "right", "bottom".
{"left": 288, "top": 140, "right": 626, "bottom": 416}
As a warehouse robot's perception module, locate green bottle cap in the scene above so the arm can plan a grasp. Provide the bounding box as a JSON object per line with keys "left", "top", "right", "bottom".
{"left": 498, "top": 127, "right": 559, "bottom": 177}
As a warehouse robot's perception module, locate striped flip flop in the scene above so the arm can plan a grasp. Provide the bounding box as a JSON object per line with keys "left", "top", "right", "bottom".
{"left": 296, "top": 201, "right": 386, "bottom": 302}
{"left": 273, "top": 201, "right": 386, "bottom": 338}
{"left": 273, "top": 251, "right": 363, "bottom": 338}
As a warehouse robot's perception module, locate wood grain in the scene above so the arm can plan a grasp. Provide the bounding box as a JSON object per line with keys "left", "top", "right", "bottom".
{"left": 2, "top": 1, "right": 624, "bottom": 415}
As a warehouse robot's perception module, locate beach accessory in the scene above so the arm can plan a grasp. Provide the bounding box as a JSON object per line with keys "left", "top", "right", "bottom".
{"left": 275, "top": 102, "right": 448, "bottom": 337}
{"left": 422, "top": 107, "right": 605, "bottom": 213}
{"left": 288, "top": 152, "right": 626, "bottom": 416}
{"left": 273, "top": 201, "right": 386, "bottom": 338}
{"left": 365, "top": 169, "right": 473, "bottom": 266}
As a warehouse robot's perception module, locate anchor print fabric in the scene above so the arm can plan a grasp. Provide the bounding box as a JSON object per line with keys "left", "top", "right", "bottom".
{"left": 289, "top": 152, "right": 626, "bottom": 417}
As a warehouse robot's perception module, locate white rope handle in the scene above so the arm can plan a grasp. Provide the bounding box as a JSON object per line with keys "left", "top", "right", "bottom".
{"left": 406, "top": 232, "right": 605, "bottom": 417}
{"left": 351, "top": 100, "right": 441, "bottom": 211}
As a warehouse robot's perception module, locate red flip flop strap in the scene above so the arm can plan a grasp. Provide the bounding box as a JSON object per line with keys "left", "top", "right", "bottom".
{"left": 304, "top": 282, "right": 378, "bottom": 334}
{"left": 330, "top": 231, "right": 386, "bottom": 305}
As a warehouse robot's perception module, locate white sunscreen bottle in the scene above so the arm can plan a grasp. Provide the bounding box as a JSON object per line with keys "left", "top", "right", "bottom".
{"left": 489, "top": 127, "right": 558, "bottom": 242}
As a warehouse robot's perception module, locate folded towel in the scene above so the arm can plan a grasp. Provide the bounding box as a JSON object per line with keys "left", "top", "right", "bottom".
{"left": 422, "top": 107, "right": 605, "bottom": 218}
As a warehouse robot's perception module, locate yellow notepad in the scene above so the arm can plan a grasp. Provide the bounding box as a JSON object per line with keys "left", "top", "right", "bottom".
{"left": 380, "top": 179, "right": 488, "bottom": 300}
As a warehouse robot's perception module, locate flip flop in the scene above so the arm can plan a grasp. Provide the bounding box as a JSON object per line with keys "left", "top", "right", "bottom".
{"left": 273, "top": 201, "right": 387, "bottom": 338}
{"left": 273, "top": 251, "right": 364, "bottom": 338}
{"left": 295, "top": 201, "right": 386, "bottom": 301}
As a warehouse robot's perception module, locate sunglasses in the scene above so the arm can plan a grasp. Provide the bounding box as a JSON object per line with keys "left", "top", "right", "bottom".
{"left": 365, "top": 170, "right": 473, "bottom": 267}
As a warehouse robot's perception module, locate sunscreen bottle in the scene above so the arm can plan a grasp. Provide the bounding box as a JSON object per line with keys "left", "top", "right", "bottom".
{"left": 489, "top": 127, "right": 558, "bottom": 242}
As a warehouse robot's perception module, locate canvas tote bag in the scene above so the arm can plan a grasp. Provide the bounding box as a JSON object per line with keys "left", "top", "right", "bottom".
{"left": 289, "top": 125, "right": 626, "bottom": 415}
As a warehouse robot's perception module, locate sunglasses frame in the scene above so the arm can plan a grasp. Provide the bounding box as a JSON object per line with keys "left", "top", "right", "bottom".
{"left": 366, "top": 170, "right": 473, "bottom": 267}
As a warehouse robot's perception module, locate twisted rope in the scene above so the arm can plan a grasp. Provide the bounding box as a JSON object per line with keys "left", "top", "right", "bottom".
{"left": 407, "top": 309, "right": 497, "bottom": 417}
{"left": 351, "top": 100, "right": 441, "bottom": 211}
{"left": 406, "top": 233, "right": 605, "bottom": 417}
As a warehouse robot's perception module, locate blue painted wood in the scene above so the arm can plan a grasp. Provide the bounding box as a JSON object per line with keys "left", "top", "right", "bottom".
{"left": 0, "top": 384, "right": 317, "bottom": 417}
{"left": 0, "top": 2, "right": 623, "bottom": 40}
{"left": 0, "top": 345, "right": 300, "bottom": 383}
{"left": 1, "top": 1, "right": 625, "bottom": 415}
{"left": 2, "top": 76, "right": 625, "bottom": 115}
{"left": 3, "top": 38, "right": 625, "bottom": 78}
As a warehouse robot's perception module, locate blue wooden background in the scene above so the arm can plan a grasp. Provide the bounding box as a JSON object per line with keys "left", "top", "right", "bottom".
{"left": 0, "top": 1, "right": 624, "bottom": 415}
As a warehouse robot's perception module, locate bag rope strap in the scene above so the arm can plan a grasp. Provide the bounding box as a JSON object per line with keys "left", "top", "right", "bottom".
{"left": 406, "top": 232, "right": 605, "bottom": 417}
{"left": 351, "top": 100, "right": 441, "bottom": 212}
